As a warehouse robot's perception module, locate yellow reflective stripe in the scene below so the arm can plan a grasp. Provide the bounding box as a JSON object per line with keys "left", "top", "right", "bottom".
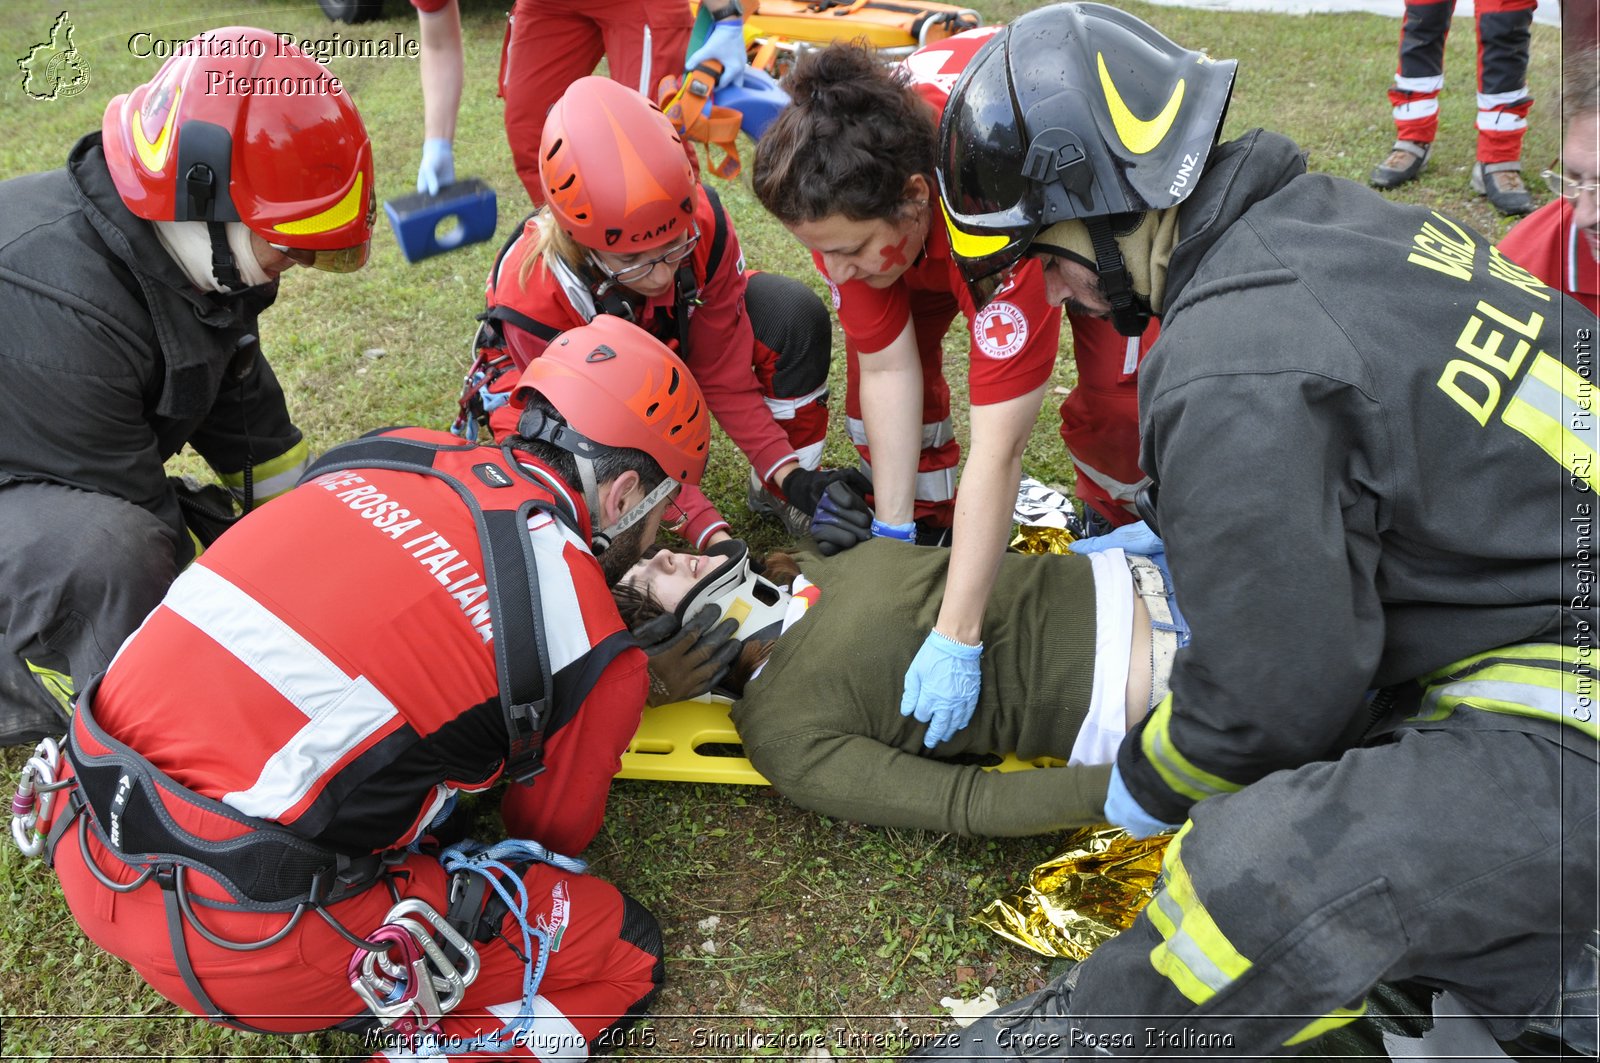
{"left": 218, "top": 439, "right": 311, "bottom": 501}
{"left": 1422, "top": 642, "right": 1572, "bottom": 683}
{"left": 132, "top": 83, "right": 181, "bottom": 171}
{"left": 1415, "top": 644, "right": 1596, "bottom": 739}
{"left": 1501, "top": 351, "right": 1598, "bottom": 493}
{"left": 939, "top": 198, "right": 1010, "bottom": 261}
{"left": 1142, "top": 693, "right": 1244, "bottom": 802}
{"left": 272, "top": 173, "right": 366, "bottom": 237}
{"left": 1098, "top": 52, "right": 1185, "bottom": 155}
{"left": 1284, "top": 1001, "right": 1368, "bottom": 1045}
{"left": 1147, "top": 824, "right": 1252, "bottom": 1004}
{"left": 24, "top": 660, "right": 74, "bottom": 712}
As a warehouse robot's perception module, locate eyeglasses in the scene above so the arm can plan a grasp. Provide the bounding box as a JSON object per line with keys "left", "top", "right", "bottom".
{"left": 1542, "top": 168, "right": 1600, "bottom": 201}
{"left": 590, "top": 225, "right": 700, "bottom": 285}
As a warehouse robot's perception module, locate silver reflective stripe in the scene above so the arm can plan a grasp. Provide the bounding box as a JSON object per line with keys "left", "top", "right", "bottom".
{"left": 1146, "top": 721, "right": 1233, "bottom": 800}
{"left": 161, "top": 565, "right": 401, "bottom": 820}
{"left": 1422, "top": 678, "right": 1580, "bottom": 722}
{"left": 1151, "top": 887, "right": 1234, "bottom": 994}
{"left": 1516, "top": 365, "right": 1598, "bottom": 450}
{"left": 762, "top": 384, "right": 828, "bottom": 420}
{"left": 1074, "top": 458, "right": 1150, "bottom": 503}
{"left": 845, "top": 415, "right": 955, "bottom": 450}
{"left": 853, "top": 458, "right": 958, "bottom": 504}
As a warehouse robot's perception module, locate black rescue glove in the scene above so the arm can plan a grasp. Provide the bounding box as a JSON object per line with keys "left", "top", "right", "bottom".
{"left": 635, "top": 605, "right": 742, "bottom": 705}
{"left": 779, "top": 466, "right": 875, "bottom": 518}
{"left": 810, "top": 479, "right": 874, "bottom": 556}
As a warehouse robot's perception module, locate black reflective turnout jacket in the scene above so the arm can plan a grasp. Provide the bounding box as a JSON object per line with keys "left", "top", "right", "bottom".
{"left": 0, "top": 133, "right": 304, "bottom": 566}
{"left": 1126, "top": 129, "right": 1598, "bottom": 823}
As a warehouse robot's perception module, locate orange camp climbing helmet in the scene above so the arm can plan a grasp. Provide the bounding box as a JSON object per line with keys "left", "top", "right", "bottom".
{"left": 102, "top": 28, "right": 375, "bottom": 272}
{"left": 538, "top": 77, "right": 698, "bottom": 254}
{"left": 514, "top": 315, "right": 710, "bottom": 487}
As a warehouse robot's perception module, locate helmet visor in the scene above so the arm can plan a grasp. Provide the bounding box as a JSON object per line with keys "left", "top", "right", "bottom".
{"left": 271, "top": 241, "right": 371, "bottom": 273}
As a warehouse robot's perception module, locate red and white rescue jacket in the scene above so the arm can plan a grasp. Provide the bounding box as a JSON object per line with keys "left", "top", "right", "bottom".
{"left": 89, "top": 429, "right": 647, "bottom": 858}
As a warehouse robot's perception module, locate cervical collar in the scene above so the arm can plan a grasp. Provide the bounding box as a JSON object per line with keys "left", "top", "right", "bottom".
{"left": 674, "top": 539, "right": 791, "bottom": 643}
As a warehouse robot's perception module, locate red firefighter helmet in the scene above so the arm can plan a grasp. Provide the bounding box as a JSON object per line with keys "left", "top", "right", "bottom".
{"left": 514, "top": 315, "right": 709, "bottom": 486}
{"left": 102, "top": 28, "right": 375, "bottom": 271}
{"left": 538, "top": 77, "right": 698, "bottom": 254}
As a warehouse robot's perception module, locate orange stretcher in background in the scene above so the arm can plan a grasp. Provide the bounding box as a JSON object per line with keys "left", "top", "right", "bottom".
{"left": 738, "top": 0, "right": 983, "bottom": 74}
{"left": 665, "top": 0, "right": 984, "bottom": 176}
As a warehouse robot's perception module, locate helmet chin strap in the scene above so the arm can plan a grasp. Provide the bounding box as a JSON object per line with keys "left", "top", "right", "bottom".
{"left": 515, "top": 405, "right": 679, "bottom": 555}
{"left": 582, "top": 455, "right": 678, "bottom": 555}
{"left": 1084, "top": 215, "right": 1151, "bottom": 338}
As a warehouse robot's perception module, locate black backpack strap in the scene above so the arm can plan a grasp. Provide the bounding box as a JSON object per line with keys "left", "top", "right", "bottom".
{"left": 481, "top": 502, "right": 555, "bottom": 784}
{"left": 302, "top": 433, "right": 580, "bottom": 784}
{"left": 547, "top": 628, "right": 638, "bottom": 737}
{"left": 701, "top": 185, "right": 731, "bottom": 282}
{"left": 480, "top": 304, "right": 563, "bottom": 345}
{"left": 301, "top": 432, "right": 466, "bottom": 483}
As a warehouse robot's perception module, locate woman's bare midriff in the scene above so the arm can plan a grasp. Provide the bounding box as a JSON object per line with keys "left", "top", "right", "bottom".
{"left": 1126, "top": 573, "right": 1155, "bottom": 729}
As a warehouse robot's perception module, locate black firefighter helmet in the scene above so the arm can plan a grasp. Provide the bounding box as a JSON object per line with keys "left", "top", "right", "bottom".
{"left": 936, "top": 3, "right": 1236, "bottom": 320}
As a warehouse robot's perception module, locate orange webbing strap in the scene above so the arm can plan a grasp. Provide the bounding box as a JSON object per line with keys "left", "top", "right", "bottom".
{"left": 658, "top": 64, "right": 745, "bottom": 180}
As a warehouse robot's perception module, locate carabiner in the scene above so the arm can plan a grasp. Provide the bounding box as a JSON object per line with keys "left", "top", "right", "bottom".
{"left": 11, "top": 737, "right": 62, "bottom": 858}
{"left": 348, "top": 898, "right": 480, "bottom": 1039}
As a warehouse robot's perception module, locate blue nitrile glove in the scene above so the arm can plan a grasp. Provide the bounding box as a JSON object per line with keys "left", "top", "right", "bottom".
{"left": 417, "top": 137, "right": 455, "bottom": 195}
{"left": 1104, "top": 763, "right": 1181, "bottom": 838}
{"left": 900, "top": 630, "right": 983, "bottom": 749}
{"left": 870, "top": 518, "right": 917, "bottom": 542}
{"left": 1068, "top": 518, "right": 1164, "bottom": 559}
{"left": 685, "top": 20, "right": 748, "bottom": 89}
{"left": 811, "top": 480, "right": 873, "bottom": 556}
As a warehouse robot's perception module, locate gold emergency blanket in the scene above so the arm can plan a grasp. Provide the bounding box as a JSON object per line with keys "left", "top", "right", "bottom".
{"left": 973, "top": 827, "right": 1170, "bottom": 959}
{"left": 1008, "top": 525, "right": 1077, "bottom": 555}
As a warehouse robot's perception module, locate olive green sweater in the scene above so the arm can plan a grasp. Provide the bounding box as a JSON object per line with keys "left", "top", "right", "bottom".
{"left": 730, "top": 541, "right": 1112, "bottom": 836}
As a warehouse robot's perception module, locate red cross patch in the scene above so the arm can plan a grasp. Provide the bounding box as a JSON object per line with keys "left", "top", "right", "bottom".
{"left": 973, "top": 301, "right": 1029, "bottom": 359}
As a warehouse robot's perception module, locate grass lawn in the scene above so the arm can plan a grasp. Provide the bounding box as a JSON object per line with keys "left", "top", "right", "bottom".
{"left": 0, "top": 0, "right": 1564, "bottom": 1058}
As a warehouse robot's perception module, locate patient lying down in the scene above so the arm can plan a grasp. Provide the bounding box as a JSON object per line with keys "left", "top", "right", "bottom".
{"left": 614, "top": 539, "right": 1187, "bottom": 837}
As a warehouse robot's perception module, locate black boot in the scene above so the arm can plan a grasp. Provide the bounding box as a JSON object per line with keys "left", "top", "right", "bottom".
{"left": 910, "top": 973, "right": 1078, "bottom": 1059}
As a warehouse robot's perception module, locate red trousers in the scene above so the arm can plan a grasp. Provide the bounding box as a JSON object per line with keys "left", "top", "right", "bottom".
{"left": 499, "top": 0, "right": 696, "bottom": 204}
{"left": 52, "top": 794, "right": 662, "bottom": 1060}
{"left": 1058, "top": 314, "right": 1154, "bottom": 528}
{"left": 1386, "top": 0, "right": 1537, "bottom": 163}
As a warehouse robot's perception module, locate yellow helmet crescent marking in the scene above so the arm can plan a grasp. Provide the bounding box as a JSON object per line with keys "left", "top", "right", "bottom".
{"left": 132, "top": 84, "right": 181, "bottom": 172}
{"left": 1097, "top": 52, "right": 1185, "bottom": 156}
{"left": 939, "top": 198, "right": 1010, "bottom": 260}
{"left": 272, "top": 173, "right": 367, "bottom": 237}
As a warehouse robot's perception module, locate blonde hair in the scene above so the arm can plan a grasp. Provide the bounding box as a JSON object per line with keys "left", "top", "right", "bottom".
{"left": 517, "top": 209, "right": 590, "bottom": 290}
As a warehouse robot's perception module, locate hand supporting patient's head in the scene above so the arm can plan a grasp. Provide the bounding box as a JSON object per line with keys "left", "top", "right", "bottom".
{"left": 613, "top": 549, "right": 781, "bottom": 700}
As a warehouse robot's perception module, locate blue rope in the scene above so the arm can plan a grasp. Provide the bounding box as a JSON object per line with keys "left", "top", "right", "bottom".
{"left": 430, "top": 839, "right": 588, "bottom": 1055}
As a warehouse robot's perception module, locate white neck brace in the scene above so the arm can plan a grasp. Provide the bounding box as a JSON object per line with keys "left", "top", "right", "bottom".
{"left": 675, "top": 540, "right": 791, "bottom": 642}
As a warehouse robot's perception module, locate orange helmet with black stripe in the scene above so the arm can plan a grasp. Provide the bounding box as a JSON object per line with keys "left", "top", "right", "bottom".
{"left": 102, "top": 27, "right": 374, "bottom": 272}
{"left": 538, "top": 77, "right": 697, "bottom": 254}
{"left": 514, "top": 315, "right": 709, "bottom": 487}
